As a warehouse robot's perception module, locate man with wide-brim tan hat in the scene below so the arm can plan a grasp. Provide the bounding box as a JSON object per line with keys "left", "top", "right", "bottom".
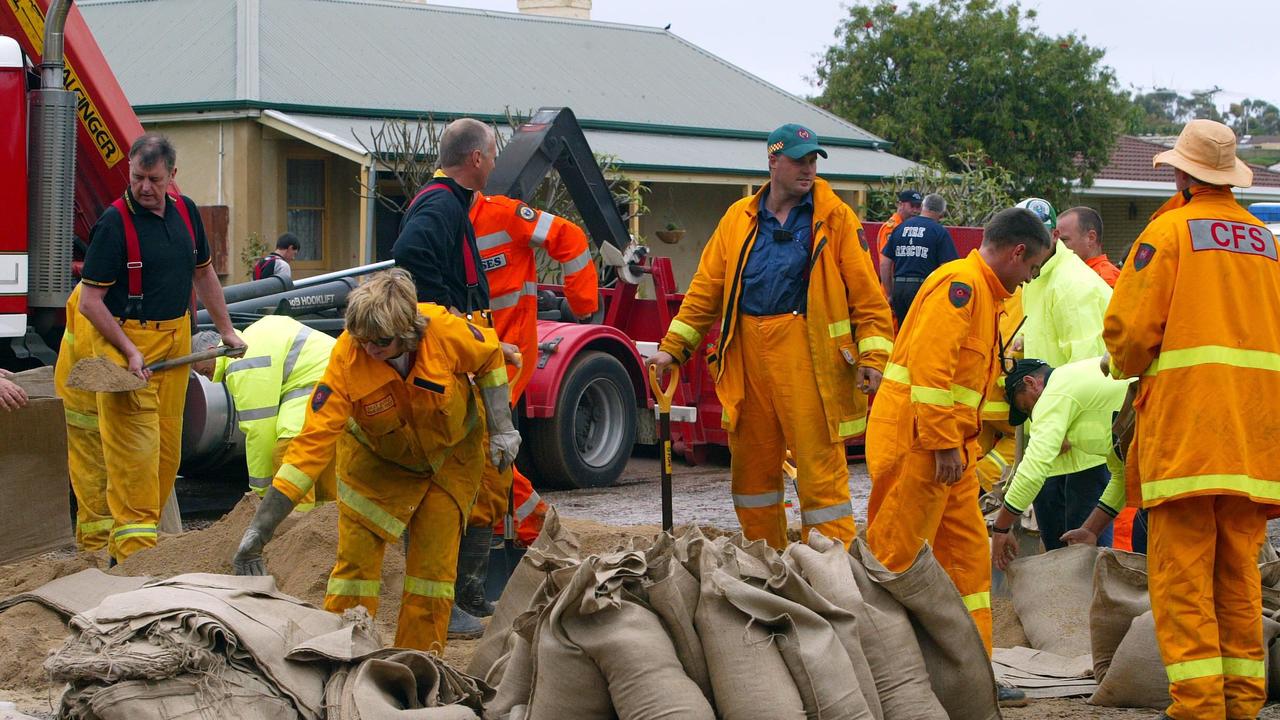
{"left": 1102, "top": 118, "right": 1280, "bottom": 720}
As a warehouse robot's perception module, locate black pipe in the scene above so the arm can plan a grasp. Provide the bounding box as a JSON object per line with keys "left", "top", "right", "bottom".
{"left": 195, "top": 278, "right": 358, "bottom": 325}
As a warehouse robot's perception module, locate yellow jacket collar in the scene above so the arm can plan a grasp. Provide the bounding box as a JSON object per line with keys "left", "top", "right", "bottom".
{"left": 1150, "top": 184, "right": 1234, "bottom": 221}
{"left": 746, "top": 177, "right": 842, "bottom": 220}
{"left": 971, "top": 249, "right": 1012, "bottom": 303}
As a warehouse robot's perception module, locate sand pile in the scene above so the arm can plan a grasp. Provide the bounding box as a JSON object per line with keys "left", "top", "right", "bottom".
{"left": 992, "top": 595, "right": 1028, "bottom": 648}
{"left": 0, "top": 603, "right": 67, "bottom": 693}
{"left": 65, "top": 357, "right": 145, "bottom": 392}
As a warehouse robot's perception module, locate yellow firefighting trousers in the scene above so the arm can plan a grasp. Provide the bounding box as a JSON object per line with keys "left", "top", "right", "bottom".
{"left": 91, "top": 315, "right": 190, "bottom": 561}
{"left": 1149, "top": 495, "right": 1268, "bottom": 720}
{"left": 865, "top": 416, "right": 992, "bottom": 653}
{"left": 54, "top": 292, "right": 111, "bottom": 551}
{"left": 727, "top": 313, "right": 856, "bottom": 550}
{"left": 322, "top": 425, "right": 484, "bottom": 652}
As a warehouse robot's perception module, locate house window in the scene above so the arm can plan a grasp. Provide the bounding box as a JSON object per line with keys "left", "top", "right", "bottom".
{"left": 286, "top": 158, "right": 325, "bottom": 261}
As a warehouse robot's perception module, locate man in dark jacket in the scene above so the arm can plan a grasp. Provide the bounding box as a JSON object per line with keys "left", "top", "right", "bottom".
{"left": 392, "top": 118, "right": 497, "bottom": 316}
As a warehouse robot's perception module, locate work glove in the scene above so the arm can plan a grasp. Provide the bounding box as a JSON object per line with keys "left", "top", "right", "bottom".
{"left": 481, "top": 382, "right": 521, "bottom": 472}
{"left": 232, "top": 487, "right": 295, "bottom": 576}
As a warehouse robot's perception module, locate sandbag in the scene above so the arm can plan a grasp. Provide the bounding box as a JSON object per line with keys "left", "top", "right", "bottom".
{"left": 565, "top": 568, "right": 714, "bottom": 719}
{"left": 693, "top": 539, "right": 805, "bottom": 720}
{"left": 646, "top": 554, "right": 713, "bottom": 702}
{"left": 778, "top": 540, "right": 883, "bottom": 720}
{"left": 525, "top": 556, "right": 632, "bottom": 720}
{"left": 485, "top": 621, "right": 534, "bottom": 719}
{"left": 1090, "top": 549, "right": 1150, "bottom": 682}
{"left": 469, "top": 507, "right": 579, "bottom": 679}
{"left": 715, "top": 548, "right": 872, "bottom": 720}
{"left": 1005, "top": 543, "right": 1099, "bottom": 658}
{"left": 331, "top": 649, "right": 488, "bottom": 719}
{"left": 854, "top": 539, "right": 1000, "bottom": 720}
{"left": 71, "top": 671, "right": 296, "bottom": 720}
{"left": 0, "top": 367, "right": 73, "bottom": 564}
{"left": 800, "top": 534, "right": 944, "bottom": 720}
{"left": 1092, "top": 610, "right": 1280, "bottom": 709}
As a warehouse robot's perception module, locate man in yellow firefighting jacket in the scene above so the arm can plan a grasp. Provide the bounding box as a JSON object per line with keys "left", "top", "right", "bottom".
{"left": 191, "top": 315, "right": 337, "bottom": 510}
{"left": 231, "top": 270, "right": 520, "bottom": 653}
{"left": 1103, "top": 119, "right": 1280, "bottom": 720}
{"left": 648, "top": 123, "right": 895, "bottom": 549}
{"left": 865, "top": 207, "right": 1052, "bottom": 660}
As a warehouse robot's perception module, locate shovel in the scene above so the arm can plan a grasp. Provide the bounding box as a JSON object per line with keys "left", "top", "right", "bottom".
{"left": 67, "top": 345, "right": 245, "bottom": 392}
{"left": 648, "top": 363, "right": 680, "bottom": 532}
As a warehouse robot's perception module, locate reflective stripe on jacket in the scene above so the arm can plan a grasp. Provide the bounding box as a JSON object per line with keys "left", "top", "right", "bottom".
{"left": 213, "top": 316, "right": 336, "bottom": 490}
{"left": 1104, "top": 186, "right": 1280, "bottom": 509}
{"left": 873, "top": 251, "right": 1010, "bottom": 450}
{"left": 658, "top": 178, "right": 894, "bottom": 442}
{"left": 471, "top": 194, "right": 599, "bottom": 399}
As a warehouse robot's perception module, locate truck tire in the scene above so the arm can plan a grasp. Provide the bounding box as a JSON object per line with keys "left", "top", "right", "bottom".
{"left": 526, "top": 350, "right": 636, "bottom": 489}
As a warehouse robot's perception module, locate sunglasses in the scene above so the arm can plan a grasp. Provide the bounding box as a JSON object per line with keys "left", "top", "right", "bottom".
{"left": 358, "top": 336, "right": 397, "bottom": 348}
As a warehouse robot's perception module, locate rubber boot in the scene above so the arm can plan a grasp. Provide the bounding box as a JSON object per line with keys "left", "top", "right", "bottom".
{"left": 447, "top": 603, "right": 484, "bottom": 640}
{"left": 454, "top": 525, "right": 496, "bottom": 618}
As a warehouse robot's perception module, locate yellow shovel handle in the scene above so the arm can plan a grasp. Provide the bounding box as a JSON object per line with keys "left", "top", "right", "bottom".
{"left": 647, "top": 363, "right": 679, "bottom": 413}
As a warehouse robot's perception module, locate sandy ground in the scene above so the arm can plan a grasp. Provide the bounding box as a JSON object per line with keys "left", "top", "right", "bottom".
{"left": 4, "top": 453, "right": 1280, "bottom": 718}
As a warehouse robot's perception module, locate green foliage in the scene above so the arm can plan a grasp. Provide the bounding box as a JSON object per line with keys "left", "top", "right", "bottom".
{"left": 1124, "top": 90, "right": 1280, "bottom": 138}
{"left": 866, "top": 150, "right": 1016, "bottom": 227}
{"left": 815, "top": 0, "right": 1129, "bottom": 204}
{"left": 239, "top": 232, "right": 269, "bottom": 278}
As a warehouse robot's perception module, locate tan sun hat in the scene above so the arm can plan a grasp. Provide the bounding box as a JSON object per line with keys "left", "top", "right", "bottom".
{"left": 1153, "top": 119, "right": 1253, "bottom": 188}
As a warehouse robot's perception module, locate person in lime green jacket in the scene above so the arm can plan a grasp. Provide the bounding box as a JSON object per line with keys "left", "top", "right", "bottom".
{"left": 989, "top": 357, "right": 1133, "bottom": 566}
{"left": 193, "top": 315, "right": 337, "bottom": 509}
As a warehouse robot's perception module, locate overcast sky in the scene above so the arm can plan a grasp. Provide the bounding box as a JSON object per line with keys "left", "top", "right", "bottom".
{"left": 437, "top": 0, "right": 1280, "bottom": 112}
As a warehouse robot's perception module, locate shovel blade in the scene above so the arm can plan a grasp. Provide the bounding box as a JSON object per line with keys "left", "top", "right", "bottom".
{"left": 66, "top": 357, "right": 147, "bottom": 392}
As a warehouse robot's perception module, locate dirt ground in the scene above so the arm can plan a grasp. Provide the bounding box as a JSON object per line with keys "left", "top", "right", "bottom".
{"left": 4, "top": 455, "right": 1280, "bottom": 718}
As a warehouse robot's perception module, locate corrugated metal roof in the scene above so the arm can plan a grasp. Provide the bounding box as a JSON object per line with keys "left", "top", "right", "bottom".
{"left": 270, "top": 112, "right": 918, "bottom": 180}
{"left": 78, "top": 0, "right": 887, "bottom": 148}
{"left": 78, "top": 0, "right": 239, "bottom": 105}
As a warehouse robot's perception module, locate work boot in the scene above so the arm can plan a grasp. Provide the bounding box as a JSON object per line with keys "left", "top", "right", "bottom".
{"left": 455, "top": 526, "right": 496, "bottom": 617}
{"left": 447, "top": 603, "right": 484, "bottom": 640}
{"left": 997, "top": 685, "right": 1028, "bottom": 708}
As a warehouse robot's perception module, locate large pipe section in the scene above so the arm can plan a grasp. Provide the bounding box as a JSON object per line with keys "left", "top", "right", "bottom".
{"left": 195, "top": 277, "right": 358, "bottom": 325}
{"left": 27, "top": 0, "right": 76, "bottom": 309}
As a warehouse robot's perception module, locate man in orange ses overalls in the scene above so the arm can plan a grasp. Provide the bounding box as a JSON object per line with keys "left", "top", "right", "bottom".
{"left": 471, "top": 194, "right": 598, "bottom": 546}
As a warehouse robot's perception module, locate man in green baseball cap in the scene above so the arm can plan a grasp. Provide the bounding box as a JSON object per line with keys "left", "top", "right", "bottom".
{"left": 646, "top": 120, "right": 893, "bottom": 554}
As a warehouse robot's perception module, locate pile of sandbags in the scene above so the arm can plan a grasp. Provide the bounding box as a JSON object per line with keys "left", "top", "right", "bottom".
{"left": 15, "top": 571, "right": 488, "bottom": 720}
{"left": 472, "top": 510, "right": 1000, "bottom": 720}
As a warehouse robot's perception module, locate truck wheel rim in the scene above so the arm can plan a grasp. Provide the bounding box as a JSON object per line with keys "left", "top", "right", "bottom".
{"left": 574, "top": 377, "right": 626, "bottom": 468}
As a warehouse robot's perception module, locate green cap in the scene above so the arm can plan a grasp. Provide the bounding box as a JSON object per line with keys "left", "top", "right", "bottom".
{"left": 767, "top": 123, "right": 828, "bottom": 160}
{"left": 1015, "top": 198, "right": 1058, "bottom": 230}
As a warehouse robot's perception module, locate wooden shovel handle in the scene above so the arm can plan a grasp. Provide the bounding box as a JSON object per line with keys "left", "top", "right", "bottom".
{"left": 146, "top": 344, "right": 245, "bottom": 373}
{"left": 647, "top": 363, "right": 679, "bottom": 413}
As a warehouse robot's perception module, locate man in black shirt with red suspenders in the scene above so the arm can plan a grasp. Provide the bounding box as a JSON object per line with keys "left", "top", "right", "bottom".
{"left": 78, "top": 133, "right": 244, "bottom": 562}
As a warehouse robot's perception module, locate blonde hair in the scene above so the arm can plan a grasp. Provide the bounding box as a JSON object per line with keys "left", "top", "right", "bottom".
{"left": 345, "top": 269, "right": 426, "bottom": 346}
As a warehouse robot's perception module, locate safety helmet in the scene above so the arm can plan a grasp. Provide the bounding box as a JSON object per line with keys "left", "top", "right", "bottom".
{"left": 1015, "top": 197, "right": 1057, "bottom": 230}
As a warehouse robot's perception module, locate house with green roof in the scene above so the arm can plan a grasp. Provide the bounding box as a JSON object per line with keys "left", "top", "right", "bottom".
{"left": 79, "top": 0, "right": 917, "bottom": 286}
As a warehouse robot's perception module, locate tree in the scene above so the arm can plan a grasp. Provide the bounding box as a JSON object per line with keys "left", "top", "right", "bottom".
{"left": 814, "top": 0, "right": 1130, "bottom": 204}
{"left": 866, "top": 150, "right": 1016, "bottom": 227}
{"left": 1125, "top": 88, "right": 1225, "bottom": 135}
{"left": 1227, "top": 99, "right": 1280, "bottom": 137}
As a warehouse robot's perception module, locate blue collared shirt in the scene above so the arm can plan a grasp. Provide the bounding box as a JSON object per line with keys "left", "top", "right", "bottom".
{"left": 740, "top": 190, "right": 813, "bottom": 316}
